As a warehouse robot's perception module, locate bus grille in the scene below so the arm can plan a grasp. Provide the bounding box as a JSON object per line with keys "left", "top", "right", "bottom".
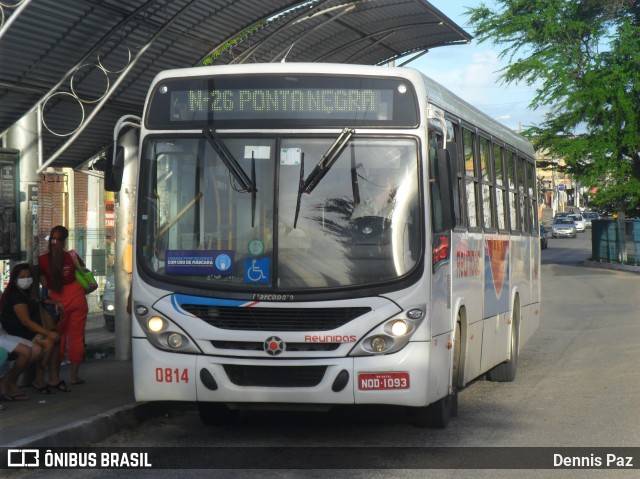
{"left": 223, "top": 365, "right": 327, "bottom": 387}
{"left": 212, "top": 341, "right": 340, "bottom": 352}
{"left": 181, "top": 306, "right": 371, "bottom": 331}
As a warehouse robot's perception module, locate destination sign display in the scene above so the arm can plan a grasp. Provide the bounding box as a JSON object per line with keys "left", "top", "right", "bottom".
{"left": 182, "top": 88, "right": 385, "bottom": 117}
{"left": 146, "top": 74, "right": 418, "bottom": 128}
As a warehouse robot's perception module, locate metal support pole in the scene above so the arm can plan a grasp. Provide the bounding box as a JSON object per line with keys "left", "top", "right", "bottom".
{"left": 114, "top": 126, "right": 139, "bottom": 361}
{"left": 4, "top": 109, "right": 39, "bottom": 264}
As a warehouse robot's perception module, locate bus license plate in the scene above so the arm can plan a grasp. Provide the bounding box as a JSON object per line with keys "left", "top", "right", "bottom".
{"left": 358, "top": 372, "right": 410, "bottom": 391}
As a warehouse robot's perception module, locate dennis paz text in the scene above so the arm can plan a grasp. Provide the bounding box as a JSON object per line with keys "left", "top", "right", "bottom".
{"left": 554, "top": 453, "right": 634, "bottom": 468}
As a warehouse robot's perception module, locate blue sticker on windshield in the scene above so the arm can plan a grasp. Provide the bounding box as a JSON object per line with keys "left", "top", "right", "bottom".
{"left": 215, "top": 253, "right": 232, "bottom": 271}
{"left": 245, "top": 258, "right": 270, "bottom": 283}
{"left": 166, "top": 250, "right": 234, "bottom": 275}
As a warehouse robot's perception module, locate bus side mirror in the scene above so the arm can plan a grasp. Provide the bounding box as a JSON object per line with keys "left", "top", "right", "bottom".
{"left": 105, "top": 146, "right": 124, "bottom": 192}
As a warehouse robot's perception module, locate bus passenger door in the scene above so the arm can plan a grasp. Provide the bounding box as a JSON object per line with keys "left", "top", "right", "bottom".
{"left": 428, "top": 128, "right": 454, "bottom": 338}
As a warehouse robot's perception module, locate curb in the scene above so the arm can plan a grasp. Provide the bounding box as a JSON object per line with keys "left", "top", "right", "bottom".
{"left": 7, "top": 402, "right": 167, "bottom": 448}
{"left": 584, "top": 260, "right": 640, "bottom": 274}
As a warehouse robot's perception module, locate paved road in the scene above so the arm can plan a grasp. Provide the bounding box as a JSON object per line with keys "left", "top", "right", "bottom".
{"left": 9, "top": 234, "right": 640, "bottom": 478}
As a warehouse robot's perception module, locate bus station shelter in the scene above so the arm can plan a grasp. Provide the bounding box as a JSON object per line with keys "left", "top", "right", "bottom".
{"left": 0, "top": 0, "right": 470, "bottom": 356}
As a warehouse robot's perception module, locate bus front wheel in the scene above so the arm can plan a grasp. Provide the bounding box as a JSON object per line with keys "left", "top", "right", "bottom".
{"left": 198, "top": 403, "right": 239, "bottom": 426}
{"left": 409, "top": 393, "right": 457, "bottom": 428}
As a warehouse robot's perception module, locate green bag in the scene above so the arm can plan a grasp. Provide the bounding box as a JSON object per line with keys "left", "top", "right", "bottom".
{"left": 70, "top": 250, "right": 98, "bottom": 294}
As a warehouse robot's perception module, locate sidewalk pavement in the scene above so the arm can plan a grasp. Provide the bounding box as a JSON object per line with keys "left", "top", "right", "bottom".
{"left": 540, "top": 206, "right": 554, "bottom": 225}
{"left": 1, "top": 356, "right": 163, "bottom": 447}
{"left": 84, "top": 311, "right": 115, "bottom": 352}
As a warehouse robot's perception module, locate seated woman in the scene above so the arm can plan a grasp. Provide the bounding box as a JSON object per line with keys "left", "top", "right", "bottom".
{"left": 0, "top": 322, "right": 41, "bottom": 401}
{"left": 0, "top": 263, "right": 62, "bottom": 395}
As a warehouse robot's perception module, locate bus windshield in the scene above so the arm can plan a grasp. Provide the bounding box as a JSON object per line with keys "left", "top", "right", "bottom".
{"left": 138, "top": 135, "right": 421, "bottom": 291}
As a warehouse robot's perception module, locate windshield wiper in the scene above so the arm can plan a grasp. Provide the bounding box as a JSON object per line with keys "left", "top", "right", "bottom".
{"left": 204, "top": 128, "right": 255, "bottom": 193}
{"left": 301, "top": 128, "right": 355, "bottom": 195}
{"left": 293, "top": 128, "right": 355, "bottom": 228}
{"left": 350, "top": 144, "right": 360, "bottom": 207}
{"left": 204, "top": 127, "right": 258, "bottom": 226}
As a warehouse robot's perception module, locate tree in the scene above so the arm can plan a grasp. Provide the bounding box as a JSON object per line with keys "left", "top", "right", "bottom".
{"left": 466, "top": 0, "right": 640, "bottom": 215}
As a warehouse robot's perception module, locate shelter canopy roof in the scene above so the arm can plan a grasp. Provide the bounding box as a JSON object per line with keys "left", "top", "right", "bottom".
{"left": 0, "top": 0, "right": 471, "bottom": 169}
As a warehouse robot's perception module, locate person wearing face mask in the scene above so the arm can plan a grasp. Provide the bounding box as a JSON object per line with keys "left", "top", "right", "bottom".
{"left": 39, "top": 225, "right": 89, "bottom": 389}
{"left": 0, "top": 263, "right": 62, "bottom": 396}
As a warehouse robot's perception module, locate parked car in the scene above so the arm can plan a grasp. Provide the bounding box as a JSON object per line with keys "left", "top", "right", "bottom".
{"left": 540, "top": 225, "right": 548, "bottom": 249}
{"left": 582, "top": 211, "right": 600, "bottom": 228}
{"left": 551, "top": 217, "right": 577, "bottom": 238}
{"left": 568, "top": 213, "right": 586, "bottom": 232}
{"left": 102, "top": 275, "right": 115, "bottom": 332}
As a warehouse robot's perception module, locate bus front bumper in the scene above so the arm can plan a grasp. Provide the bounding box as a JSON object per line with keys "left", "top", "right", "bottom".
{"left": 132, "top": 338, "right": 431, "bottom": 407}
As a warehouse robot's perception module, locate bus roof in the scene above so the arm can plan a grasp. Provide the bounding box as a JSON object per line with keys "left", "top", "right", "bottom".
{"left": 148, "top": 62, "right": 425, "bottom": 89}
{"left": 418, "top": 73, "right": 535, "bottom": 158}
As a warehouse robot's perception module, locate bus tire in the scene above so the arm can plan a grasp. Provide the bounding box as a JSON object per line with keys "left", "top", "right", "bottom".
{"left": 198, "top": 403, "right": 238, "bottom": 426}
{"left": 487, "top": 300, "right": 519, "bottom": 382}
{"left": 409, "top": 394, "right": 455, "bottom": 428}
{"left": 452, "top": 318, "right": 462, "bottom": 392}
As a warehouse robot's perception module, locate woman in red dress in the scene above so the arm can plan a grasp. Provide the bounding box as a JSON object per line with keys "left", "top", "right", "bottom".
{"left": 39, "top": 226, "right": 89, "bottom": 388}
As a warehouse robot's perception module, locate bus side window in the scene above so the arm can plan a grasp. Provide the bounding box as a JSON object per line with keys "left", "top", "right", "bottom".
{"left": 429, "top": 131, "right": 444, "bottom": 233}
{"left": 479, "top": 136, "right": 494, "bottom": 230}
{"left": 506, "top": 151, "right": 519, "bottom": 233}
{"left": 429, "top": 127, "right": 456, "bottom": 234}
{"left": 516, "top": 156, "right": 527, "bottom": 233}
{"left": 463, "top": 128, "right": 478, "bottom": 228}
{"left": 527, "top": 161, "right": 538, "bottom": 232}
{"left": 446, "top": 119, "right": 463, "bottom": 228}
{"left": 494, "top": 144, "right": 508, "bottom": 231}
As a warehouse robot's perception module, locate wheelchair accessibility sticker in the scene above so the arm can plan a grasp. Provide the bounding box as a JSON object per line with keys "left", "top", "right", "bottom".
{"left": 245, "top": 258, "right": 270, "bottom": 283}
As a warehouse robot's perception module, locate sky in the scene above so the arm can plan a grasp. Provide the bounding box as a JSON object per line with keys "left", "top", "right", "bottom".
{"left": 409, "top": 1, "right": 545, "bottom": 132}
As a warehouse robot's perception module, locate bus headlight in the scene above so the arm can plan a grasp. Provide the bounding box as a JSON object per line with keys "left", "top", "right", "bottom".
{"left": 135, "top": 312, "right": 201, "bottom": 354}
{"left": 350, "top": 305, "right": 426, "bottom": 356}
{"left": 390, "top": 320, "right": 408, "bottom": 336}
{"left": 147, "top": 316, "right": 165, "bottom": 332}
{"left": 167, "top": 333, "right": 184, "bottom": 349}
{"left": 371, "top": 336, "right": 389, "bottom": 352}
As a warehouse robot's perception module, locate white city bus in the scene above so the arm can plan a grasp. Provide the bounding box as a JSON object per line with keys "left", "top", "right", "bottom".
{"left": 113, "top": 63, "right": 540, "bottom": 427}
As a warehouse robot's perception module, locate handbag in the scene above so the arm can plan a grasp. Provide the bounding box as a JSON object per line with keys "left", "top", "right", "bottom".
{"left": 69, "top": 250, "right": 98, "bottom": 294}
